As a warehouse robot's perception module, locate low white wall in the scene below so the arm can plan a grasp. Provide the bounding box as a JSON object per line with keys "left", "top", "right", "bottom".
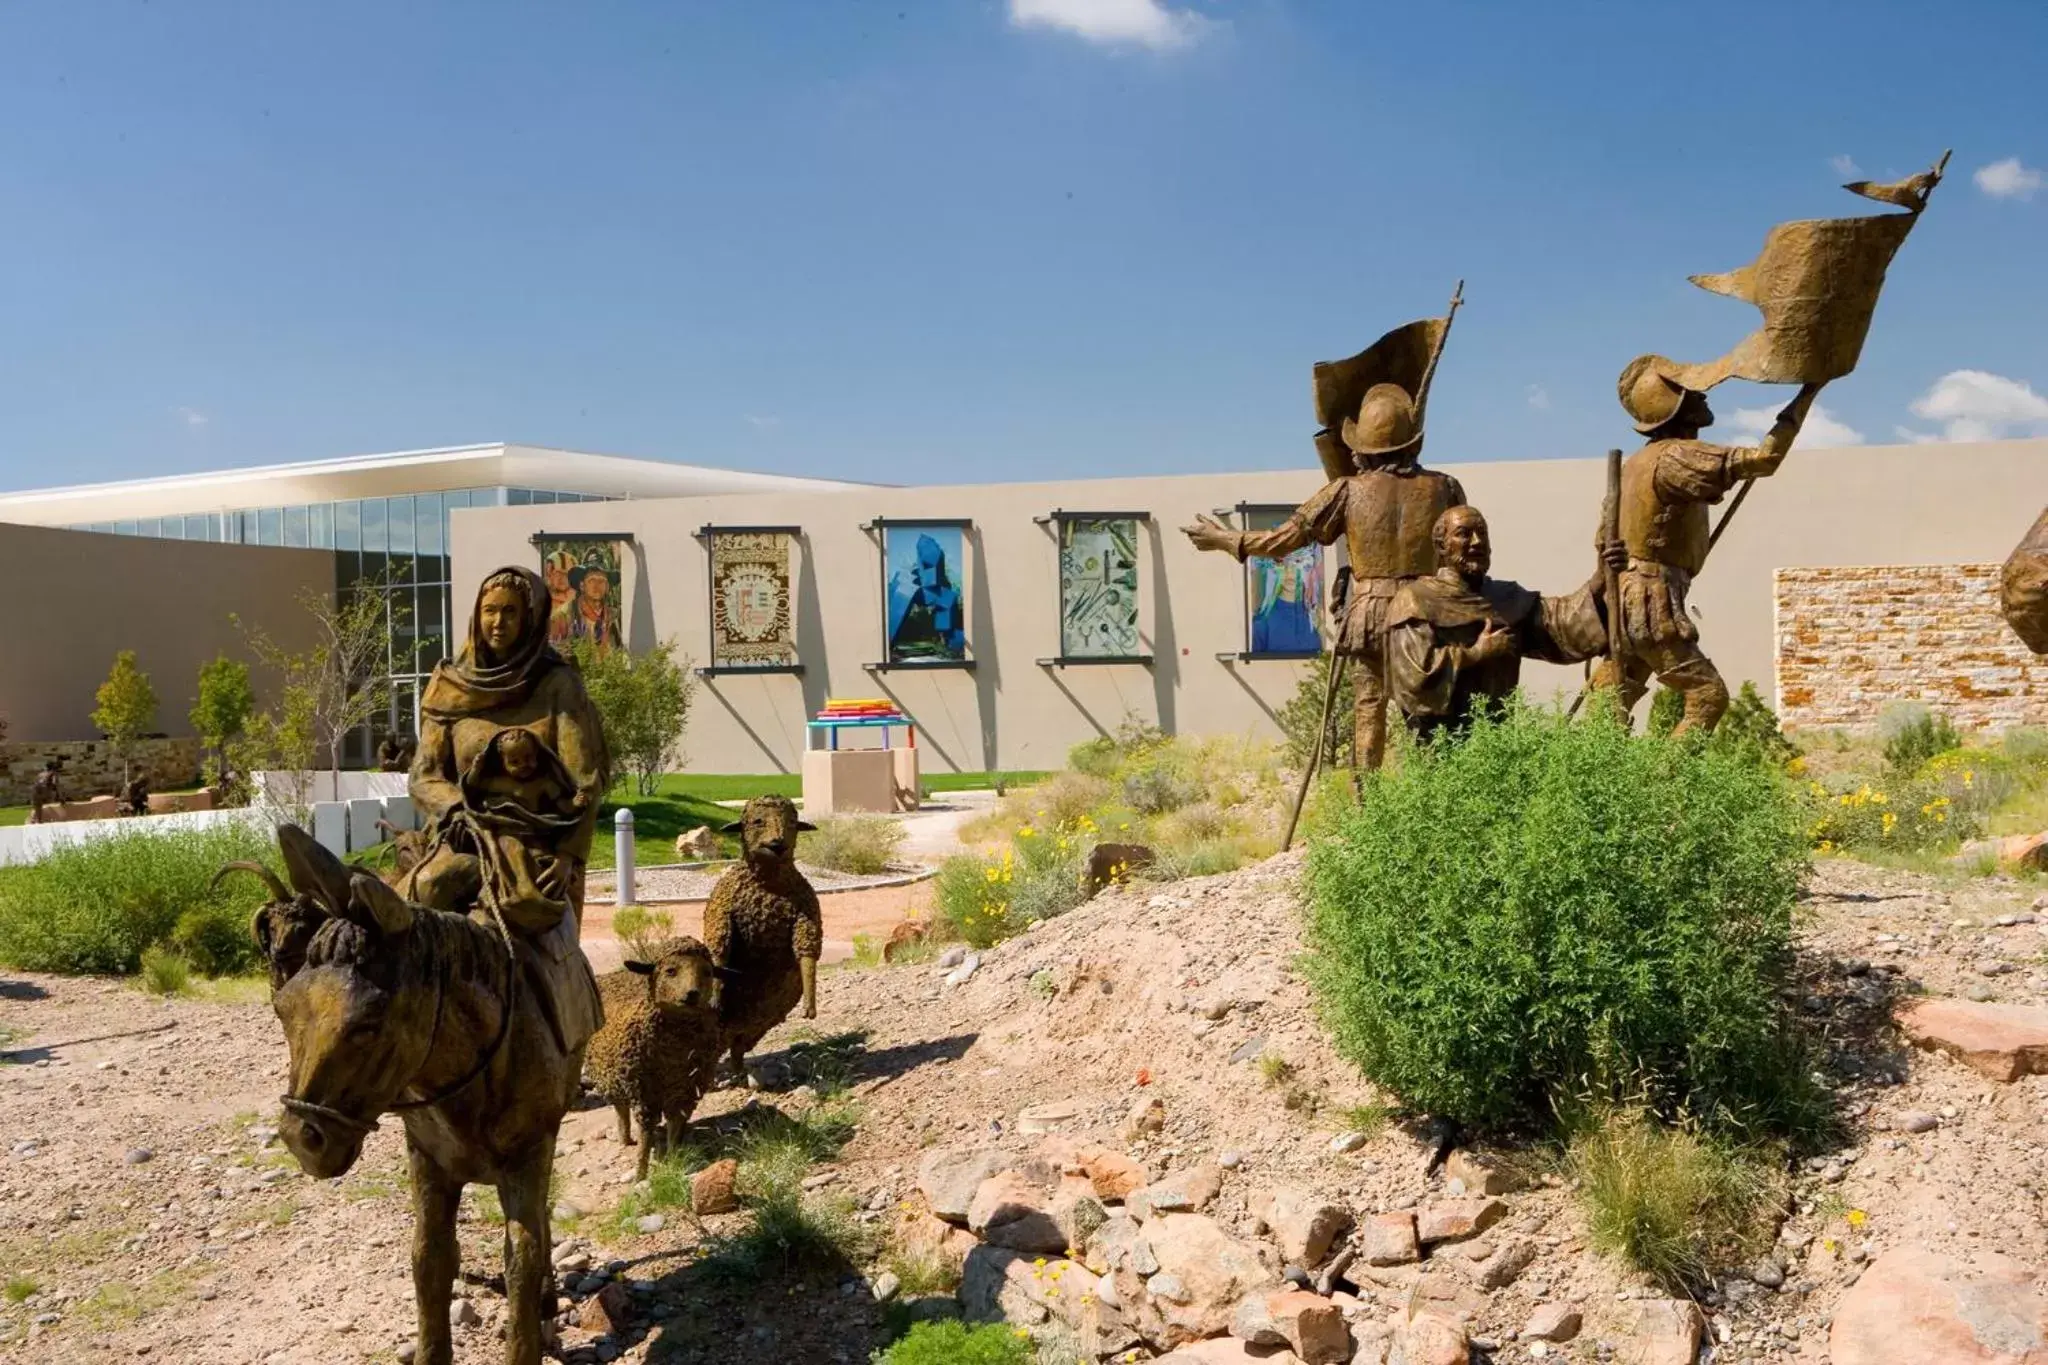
{"left": 0, "top": 790, "right": 421, "bottom": 867}
{"left": 253, "top": 771, "right": 410, "bottom": 805}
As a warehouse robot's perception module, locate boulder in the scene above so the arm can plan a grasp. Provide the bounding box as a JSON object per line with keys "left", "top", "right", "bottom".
{"left": 1083, "top": 842, "right": 1157, "bottom": 896}
{"left": 1259, "top": 1189, "right": 1355, "bottom": 1267}
{"left": 961, "top": 1245, "right": 1140, "bottom": 1357}
{"left": 689, "top": 1158, "right": 739, "bottom": 1215}
{"left": 1442, "top": 1149, "right": 1520, "bottom": 1197}
{"left": 1393, "top": 1310, "right": 1469, "bottom": 1365}
{"left": 895, "top": 1207, "right": 978, "bottom": 1273}
{"left": 1830, "top": 1245, "right": 2048, "bottom": 1364}
{"left": 1134, "top": 1212, "right": 1279, "bottom": 1348}
{"left": 881, "top": 919, "right": 930, "bottom": 963}
{"left": 1050, "top": 1177, "right": 1108, "bottom": 1256}
{"left": 1616, "top": 1298, "right": 1704, "bottom": 1365}
{"left": 1415, "top": 1198, "right": 1506, "bottom": 1246}
{"left": 1231, "top": 1289, "right": 1353, "bottom": 1365}
{"left": 1154, "top": 1340, "right": 1305, "bottom": 1364}
{"left": 1896, "top": 998, "right": 2048, "bottom": 1083}
{"left": 1122, "top": 1096, "right": 1167, "bottom": 1143}
{"left": 1085, "top": 1150, "right": 1149, "bottom": 1202}
{"left": 576, "top": 1283, "right": 632, "bottom": 1337}
{"left": 1460, "top": 1237, "right": 1536, "bottom": 1290}
{"left": 919, "top": 1150, "right": 1020, "bottom": 1225}
{"left": 969, "top": 1170, "right": 1067, "bottom": 1254}
{"left": 673, "top": 825, "right": 719, "bottom": 860}
{"left": 1082, "top": 1213, "right": 1158, "bottom": 1278}
{"left": 1359, "top": 1211, "right": 1421, "bottom": 1267}
{"left": 1140, "top": 1164, "right": 1224, "bottom": 1216}
{"left": 1522, "top": 1303, "right": 1582, "bottom": 1342}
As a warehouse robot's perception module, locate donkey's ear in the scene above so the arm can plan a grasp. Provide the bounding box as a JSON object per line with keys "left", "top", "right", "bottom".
{"left": 711, "top": 964, "right": 742, "bottom": 983}
{"left": 625, "top": 960, "right": 655, "bottom": 975}
{"left": 348, "top": 873, "right": 415, "bottom": 938}
{"left": 795, "top": 820, "right": 818, "bottom": 833}
{"left": 251, "top": 905, "right": 277, "bottom": 959}
{"left": 720, "top": 821, "right": 743, "bottom": 835}
{"left": 276, "top": 824, "right": 353, "bottom": 917}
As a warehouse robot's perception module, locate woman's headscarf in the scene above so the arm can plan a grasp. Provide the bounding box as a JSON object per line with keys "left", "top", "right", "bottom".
{"left": 421, "top": 566, "right": 563, "bottom": 720}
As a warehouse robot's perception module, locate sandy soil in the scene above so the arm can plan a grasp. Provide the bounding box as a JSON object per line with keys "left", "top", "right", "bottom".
{"left": 4, "top": 853, "right": 2044, "bottom": 1363}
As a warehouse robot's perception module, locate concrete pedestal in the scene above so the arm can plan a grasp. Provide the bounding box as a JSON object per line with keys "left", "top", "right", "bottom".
{"left": 802, "top": 748, "right": 902, "bottom": 815}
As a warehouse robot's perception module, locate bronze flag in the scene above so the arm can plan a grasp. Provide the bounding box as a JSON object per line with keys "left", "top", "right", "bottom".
{"left": 1310, "top": 285, "right": 1461, "bottom": 481}
{"left": 1670, "top": 152, "right": 1949, "bottom": 393}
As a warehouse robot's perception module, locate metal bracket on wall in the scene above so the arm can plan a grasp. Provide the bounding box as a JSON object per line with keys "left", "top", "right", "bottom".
{"left": 1037, "top": 655, "right": 1155, "bottom": 669}
{"left": 529, "top": 531, "right": 638, "bottom": 544}
{"left": 1032, "top": 510, "right": 1155, "bottom": 526}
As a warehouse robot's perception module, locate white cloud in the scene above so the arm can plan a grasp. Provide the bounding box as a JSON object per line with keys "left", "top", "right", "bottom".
{"left": 1524, "top": 384, "right": 1550, "bottom": 411}
{"left": 1008, "top": 0, "right": 1214, "bottom": 49}
{"left": 1904, "top": 368, "right": 2048, "bottom": 442}
{"left": 1723, "top": 401, "right": 1864, "bottom": 448}
{"left": 173, "top": 406, "right": 208, "bottom": 429}
{"left": 1974, "top": 156, "right": 2044, "bottom": 201}
{"left": 744, "top": 414, "right": 781, "bottom": 429}
{"left": 1830, "top": 153, "right": 1860, "bottom": 178}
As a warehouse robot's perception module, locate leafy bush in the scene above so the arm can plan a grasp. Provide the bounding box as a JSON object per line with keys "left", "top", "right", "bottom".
{"left": 873, "top": 1321, "right": 1034, "bottom": 1365}
{"left": 1306, "top": 702, "right": 1816, "bottom": 1136}
{"left": 1646, "top": 681, "right": 1797, "bottom": 773}
{"left": 801, "top": 816, "right": 907, "bottom": 875}
{"left": 1883, "top": 707, "right": 1961, "bottom": 775}
{"left": 1277, "top": 652, "right": 1354, "bottom": 771}
{"left": 1570, "top": 1110, "right": 1784, "bottom": 1290}
{"left": 567, "top": 638, "right": 695, "bottom": 796}
{"left": 934, "top": 825, "right": 1088, "bottom": 948}
{"left": 1803, "top": 775, "right": 1981, "bottom": 853}
{"left": 0, "top": 824, "right": 275, "bottom": 976}
{"left": 137, "top": 945, "right": 191, "bottom": 996}
{"left": 612, "top": 904, "right": 675, "bottom": 964}
{"left": 1646, "top": 685, "right": 1686, "bottom": 737}
{"left": 91, "top": 650, "right": 159, "bottom": 782}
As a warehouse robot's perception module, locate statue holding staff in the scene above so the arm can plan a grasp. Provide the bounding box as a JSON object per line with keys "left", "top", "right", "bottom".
{"left": 1183, "top": 285, "right": 1467, "bottom": 776}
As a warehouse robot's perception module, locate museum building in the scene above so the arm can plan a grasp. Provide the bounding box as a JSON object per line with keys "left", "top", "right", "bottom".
{"left": 1, "top": 437, "right": 2042, "bottom": 777}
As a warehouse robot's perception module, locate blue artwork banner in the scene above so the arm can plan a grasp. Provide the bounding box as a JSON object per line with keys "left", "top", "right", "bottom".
{"left": 884, "top": 524, "right": 968, "bottom": 663}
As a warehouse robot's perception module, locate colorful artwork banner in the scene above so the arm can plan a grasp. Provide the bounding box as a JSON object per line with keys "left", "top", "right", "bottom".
{"left": 883, "top": 524, "right": 968, "bottom": 664}
{"left": 537, "top": 537, "right": 628, "bottom": 655}
{"left": 1059, "top": 518, "right": 1141, "bottom": 658}
{"left": 1244, "top": 509, "right": 1323, "bottom": 656}
{"left": 710, "top": 531, "right": 797, "bottom": 668}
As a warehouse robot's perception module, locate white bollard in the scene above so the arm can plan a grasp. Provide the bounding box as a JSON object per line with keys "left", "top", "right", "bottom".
{"left": 614, "top": 807, "right": 636, "bottom": 908}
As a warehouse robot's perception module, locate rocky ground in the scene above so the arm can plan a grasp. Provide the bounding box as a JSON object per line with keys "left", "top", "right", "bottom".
{"left": 3, "top": 852, "right": 2047, "bottom": 1364}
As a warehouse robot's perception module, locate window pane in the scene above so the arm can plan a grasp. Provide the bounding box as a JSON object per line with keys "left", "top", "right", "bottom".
{"left": 114, "top": 519, "right": 137, "bottom": 536}
{"left": 283, "top": 505, "right": 309, "bottom": 548}
{"left": 135, "top": 517, "right": 161, "bottom": 538}
{"left": 443, "top": 488, "right": 471, "bottom": 510}
{"left": 419, "top": 554, "right": 449, "bottom": 586}
{"left": 530, "top": 489, "right": 559, "bottom": 505}
{"left": 335, "top": 500, "right": 361, "bottom": 552}
{"left": 258, "top": 507, "right": 282, "bottom": 546}
{"left": 239, "top": 510, "right": 258, "bottom": 543}
{"left": 387, "top": 496, "right": 415, "bottom": 556}
{"left": 416, "top": 590, "right": 446, "bottom": 670}
{"left": 360, "top": 497, "right": 387, "bottom": 554}
{"left": 158, "top": 517, "right": 183, "bottom": 541}
{"left": 183, "top": 514, "right": 206, "bottom": 541}
{"left": 310, "top": 503, "right": 333, "bottom": 549}
{"left": 507, "top": 488, "right": 532, "bottom": 506}
{"left": 416, "top": 493, "right": 444, "bottom": 556}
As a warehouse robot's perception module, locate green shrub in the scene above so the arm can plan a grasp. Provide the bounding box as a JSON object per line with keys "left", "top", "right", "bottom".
{"left": 801, "top": 816, "right": 907, "bottom": 875}
{"left": 0, "top": 824, "right": 275, "bottom": 976}
{"left": 1277, "top": 653, "right": 1355, "bottom": 771}
{"left": 137, "top": 945, "right": 191, "bottom": 996}
{"left": 1646, "top": 685, "right": 1685, "bottom": 737}
{"left": 933, "top": 824, "right": 1088, "bottom": 949}
{"left": 1306, "top": 702, "right": 1816, "bottom": 1136}
{"left": 1803, "top": 774, "right": 1982, "bottom": 853}
{"left": 873, "top": 1321, "right": 1034, "bottom": 1365}
{"left": 1067, "top": 735, "right": 1121, "bottom": 779}
{"left": 1883, "top": 706, "right": 1961, "bottom": 775}
{"left": 611, "top": 904, "right": 675, "bottom": 964}
{"left": 1570, "top": 1110, "right": 1784, "bottom": 1290}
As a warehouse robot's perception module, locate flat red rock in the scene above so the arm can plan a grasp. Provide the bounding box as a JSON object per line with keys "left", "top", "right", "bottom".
{"left": 1831, "top": 1246, "right": 2048, "bottom": 1364}
{"left": 1897, "top": 998, "right": 2048, "bottom": 1083}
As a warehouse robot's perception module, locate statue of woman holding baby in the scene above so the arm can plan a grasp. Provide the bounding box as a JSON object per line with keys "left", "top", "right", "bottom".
{"left": 405, "top": 565, "right": 611, "bottom": 1051}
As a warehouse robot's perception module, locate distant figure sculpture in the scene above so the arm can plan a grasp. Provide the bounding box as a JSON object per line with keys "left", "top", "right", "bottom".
{"left": 1184, "top": 293, "right": 1467, "bottom": 774}
{"left": 2003, "top": 507, "right": 2048, "bottom": 654}
{"left": 1385, "top": 507, "right": 1622, "bottom": 740}
{"left": 1589, "top": 365, "right": 1819, "bottom": 735}
{"left": 27, "top": 760, "right": 62, "bottom": 824}
{"left": 376, "top": 734, "right": 416, "bottom": 773}
{"left": 121, "top": 774, "right": 150, "bottom": 817}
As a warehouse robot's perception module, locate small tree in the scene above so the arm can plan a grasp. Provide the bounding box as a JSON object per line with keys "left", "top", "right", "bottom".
{"left": 239, "top": 568, "right": 408, "bottom": 797}
{"left": 92, "top": 650, "right": 159, "bottom": 783}
{"left": 569, "top": 637, "right": 694, "bottom": 796}
{"left": 189, "top": 654, "right": 255, "bottom": 788}
{"left": 1276, "top": 652, "right": 1355, "bottom": 772}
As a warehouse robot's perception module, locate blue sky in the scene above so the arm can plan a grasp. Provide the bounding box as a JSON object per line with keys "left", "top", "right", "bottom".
{"left": 2, "top": 0, "right": 2044, "bottom": 491}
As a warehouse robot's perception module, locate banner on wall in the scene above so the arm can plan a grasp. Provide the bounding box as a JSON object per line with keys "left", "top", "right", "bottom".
{"left": 709, "top": 530, "right": 798, "bottom": 669}
{"left": 535, "top": 536, "right": 629, "bottom": 655}
{"left": 1058, "top": 517, "right": 1142, "bottom": 659}
{"left": 881, "top": 522, "right": 970, "bottom": 666}
{"left": 1242, "top": 507, "right": 1324, "bottom": 657}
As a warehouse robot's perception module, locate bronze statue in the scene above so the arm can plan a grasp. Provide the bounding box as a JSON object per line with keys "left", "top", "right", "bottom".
{"left": 1593, "top": 152, "right": 1949, "bottom": 733}
{"left": 376, "top": 734, "right": 417, "bottom": 773}
{"left": 1184, "top": 289, "right": 1466, "bottom": 773}
{"left": 2003, "top": 507, "right": 2048, "bottom": 654}
{"left": 27, "top": 760, "right": 61, "bottom": 824}
{"left": 229, "top": 829, "right": 581, "bottom": 1365}
{"left": 121, "top": 773, "right": 150, "bottom": 817}
{"left": 1385, "top": 506, "right": 1620, "bottom": 739}
{"left": 229, "top": 567, "right": 617, "bottom": 1365}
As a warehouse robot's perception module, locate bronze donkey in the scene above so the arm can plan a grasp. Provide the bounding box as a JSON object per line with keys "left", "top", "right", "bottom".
{"left": 224, "top": 824, "right": 582, "bottom": 1365}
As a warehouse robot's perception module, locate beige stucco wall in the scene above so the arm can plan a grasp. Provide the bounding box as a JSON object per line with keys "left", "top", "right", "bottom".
{"left": 0, "top": 523, "right": 333, "bottom": 742}
{"left": 448, "top": 439, "right": 2046, "bottom": 773}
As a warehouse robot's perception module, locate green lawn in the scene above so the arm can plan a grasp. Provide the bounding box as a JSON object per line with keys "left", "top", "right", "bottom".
{"left": 0, "top": 807, "right": 26, "bottom": 828}
{"left": 587, "top": 771, "right": 1045, "bottom": 870}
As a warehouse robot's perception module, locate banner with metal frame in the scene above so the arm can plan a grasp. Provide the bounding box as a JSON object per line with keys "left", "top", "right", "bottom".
{"left": 860, "top": 518, "right": 975, "bottom": 672}
{"left": 696, "top": 524, "right": 804, "bottom": 677}
{"left": 1032, "top": 510, "right": 1153, "bottom": 668}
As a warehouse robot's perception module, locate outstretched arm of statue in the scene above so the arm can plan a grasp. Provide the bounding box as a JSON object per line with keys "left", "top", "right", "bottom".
{"left": 1181, "top": 479, "right": 1348, "bottom": 562}
{"left": 1730, "top": 382, "right": 1824, "bottom": 479}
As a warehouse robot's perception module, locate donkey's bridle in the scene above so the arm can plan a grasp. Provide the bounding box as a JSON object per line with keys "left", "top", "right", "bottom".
{"left": 279, "top": 908, "right": 520, "bottom": 1138}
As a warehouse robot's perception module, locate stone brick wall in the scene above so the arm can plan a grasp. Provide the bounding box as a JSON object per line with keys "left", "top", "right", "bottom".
{"left": 1774, "top": 564, "right": 2048, "bottom": 732}
{"left": 0, "top": 738, "right": 206, "bottom": 807}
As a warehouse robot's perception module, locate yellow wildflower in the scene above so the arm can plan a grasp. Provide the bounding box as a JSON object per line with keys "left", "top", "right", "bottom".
{"left": 1846, "top": 1209, "right": 1867, "bottom": 1228}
